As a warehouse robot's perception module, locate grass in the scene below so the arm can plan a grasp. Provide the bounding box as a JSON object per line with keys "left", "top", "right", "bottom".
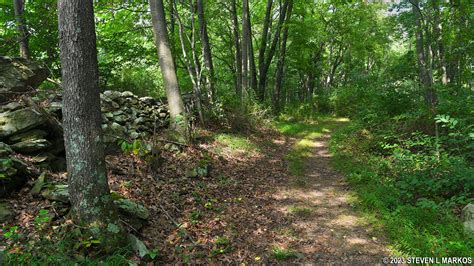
{"left": 272, "top": 247, "right": 299, "bottom": 260}
{"left": 213, "top": 133, "right": 259, "bottom": 155}
{"left": 275, "top": 116, "right": 348, "bottom": 177}
{"left": 288, "top": 205, "right": 313, "bottom": 218}
{"left": 330, "top": 122, "right": 474, "bottom": 257}
{"left": 211, "top": 236, "right": 232, "bottom": 257}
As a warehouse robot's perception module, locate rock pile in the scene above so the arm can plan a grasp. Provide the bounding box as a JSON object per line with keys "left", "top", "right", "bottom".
{"left": 39, "top": 183, "right": 149, "bottom": 229}
{"left": 1, "top": 57, "right": 195, "bottom": 198}
{"left": 0, "top": 57, "right": 48, "bottom": 103}
{"left": 101, "top": 90, "right": 170, "bottom": 143}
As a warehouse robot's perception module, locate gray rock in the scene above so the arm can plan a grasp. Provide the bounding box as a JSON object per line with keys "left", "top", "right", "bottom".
{"left": 11, "top": 138, "right": 51, "bottom": 153}
{"left": 0, "top": 157, "right": 30, "bottom": 198}
{"left": 128, "top": 234, "right": 150, "bottom": 258}
{"left": 29, "top": 153, "right": 51, "bottom": 163}
{"left": 0, "top": 108, "right": 47, "bottom": 137}
{"left": 114, "top": 114, "right": 128, "bottom": 124}
{"left": 109, "top": 122, "right": 126, "bottom": 134}
{"left": 115, "top": 198, "right": 150, "bottom": 220}
{"left": 121, "top": 91, "right": 135, "bottom": 98}
{"left": 461, "top": 203, "right": 474, "bottom": 236}
{"left": 47, "top": 101, "right": 63, "bottom": 114}
{"left": 0, "top": 102, "right": 22, "bottom": 112}
{"left": 129, "top": 131, "right": 140, "bottom": 139}
{"left": 133, "top": 117, "right": 145, "bottom": 125}
{"left": 0, "top": 57, "right": 49, "bottom": 103}
{"left": 112, "top": 110, "right": 124, "bottom": 116}
{"left": 0, "top": 142, "right": 12, "bottom": 157}
{"left": 41, "top": 184, "right": 69, "bottom": 203}
{"left": 41, "top": 184, "right": 150, "bottom": 225}
{"left": 103, "top": 90, "right": 122, "bottom": 100}
{"left": 0, "top": 202, "right": 14, "bottom": 223}
{"left": 8, "top": 129, "right": 48, "bottom": 143}
{"left": 31, "top": 172, "right": 46, "bottom": 196}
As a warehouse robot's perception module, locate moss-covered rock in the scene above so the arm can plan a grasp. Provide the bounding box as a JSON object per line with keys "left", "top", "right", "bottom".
{"left": 115, "top": 198, "right": 150, "bottom": 220}
{"left": 41, "top": 184, "right": 70, "bottom": 203}
{"left": 8, "top": 129, "right": 48, "bottom": 143}
{"left": 0, "top": 202, "right": 14, "bottom": 223}
{"left": 461, "top": 203, "right": 474, "bottom": 236}
{"left": 39, "top": 184, "right": 149, "bottom": 229}
{"left": 0, "top": 57, "right": 48, "bottom": 103}
{"left": 0, "top": 108, "right": 47, "bottom": 138}
{"left": 0, "top": 157, "right": 30, "bottom": 198}
{"left": 11, "top": 138, "right": 51, "bottom": 153}
{"left": 0, "top": 142, "right": 12, "bottom": 157}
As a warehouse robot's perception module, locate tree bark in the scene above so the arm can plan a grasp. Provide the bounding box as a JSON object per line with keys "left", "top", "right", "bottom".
{"left": 273, "top": 0, "right": 292, "bottom": 113}
{"left": 257, "top": 0, "right": 273, "bottom": 101}
{"left": 174, "top": 1, "right": 204, "bottom": 125}
{"left": 196, "top": 0, "right": 215, "bottom": 101}
{"left": 230, "top": 0, "right": 242, "bottom": 97}
{"left": 432, "top": 0, "right": 448, "bottom": 85}
{"left": 241, "top": 0, "right": 250, "bottom": 99}
{"left": 149, "top": 0, "right": 189, "bottom": 141}
{"left": 13, "top": 0, "right": 30, "bottom": 59}
{"left": 57, "top": 0, "right": 125, "bottom": 249}
{"left": 412, "top": 0, "right": 436, "bottom": 108}
{"left": 243, "top": 0, "right": 258, "bottom": 95}
{"left": 258, "top": 0, "right": 289, "bottom": 101}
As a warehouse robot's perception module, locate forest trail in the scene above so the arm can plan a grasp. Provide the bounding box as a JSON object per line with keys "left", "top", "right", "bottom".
{"left": 274, "top": 121, "right": 390, "bottom": 264}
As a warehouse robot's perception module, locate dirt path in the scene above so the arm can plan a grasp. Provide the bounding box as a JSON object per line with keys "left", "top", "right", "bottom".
{"left": 274, "top": 133, "right": 390, "bottom": 264}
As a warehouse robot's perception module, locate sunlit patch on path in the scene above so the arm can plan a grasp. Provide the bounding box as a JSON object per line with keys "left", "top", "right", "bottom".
{"left": 273, "top": 118, "right": 389, "bottom": 264}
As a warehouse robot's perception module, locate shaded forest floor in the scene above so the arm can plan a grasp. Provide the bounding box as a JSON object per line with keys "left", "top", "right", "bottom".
{"left": 2, "top": 117, "right": 392, "bottom": 264}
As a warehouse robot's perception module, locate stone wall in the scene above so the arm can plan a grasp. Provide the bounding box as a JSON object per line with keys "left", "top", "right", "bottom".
{"left": 0, "top": 57, "right": 195, "bottom": 197}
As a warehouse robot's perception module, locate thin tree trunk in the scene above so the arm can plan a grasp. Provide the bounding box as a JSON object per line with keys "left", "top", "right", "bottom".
{"left": 241, "top": 0, "right": 250, "bottom": 99}
{"left": 412, "top": 0, "right": 439, "bottom": 151}
{"left": 257, "top": 0, "right": 273, "bottom": 101}
{"left": 243, "top": 0, "right": 258, "bottom": 95}
{"left": 258, "top": 0, "right": 289, "bottom": 101}
{"left": 273, "top": 0, "right": 292, "bottom": 113}
{"left": 231, "top": 0, "right": 242, "bottom": 97}
{"left": 412, "top": 0, "right": 436, "bottom": 108}
{"left": 57, "top": 0, "right": 125, "bottom": 249}
{"left": 249, "top": 36, "right": 258, "bottom": 95}
{"left": 328, "top": 46, "right": 344, "bottom": 88}
{"left": 13, "top": 0, "right": 29, "bottom": 59}
{"left": 149, "top": 0, "right": 189, "bottom": 141}
{"left": 432, "top": 0, "right": 448, "bottom": 85}
{"left": 196, "top": 0, "right": 215, "bottom": 102}
{"left": 174, "top": 1, "right": 204, "bottom": 125}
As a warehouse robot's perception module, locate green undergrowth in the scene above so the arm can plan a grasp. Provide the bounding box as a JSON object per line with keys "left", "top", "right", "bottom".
{"left": 330, "top": 122, "right": 474, "bottom": 257}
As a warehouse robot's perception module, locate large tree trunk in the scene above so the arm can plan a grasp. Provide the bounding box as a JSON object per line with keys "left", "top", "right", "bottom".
{"left": 241, "top": 0, "right": 250, "bottom": 98}
{"left": 257, "top": 0, "right": 273, "bottom": 101}
{"left": 149, "top": 0, "right": 189, "bottom": 142}
{"left": 230, "top": 0, "right": 242, "bottom": 97}
{"left": 272, "top": 0, "right": 292, "bottom": 113}
{"left": 13, "top": 0, "right": 29, "bottom": 59}
{"left": 196, "top": 0, "right": 215, "bottom": 101}
{"left": 57, "top": 0, "right": 125, "bottom": 249}
{"left": 258, "top": 0, "right": 289, "bottom": 101}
